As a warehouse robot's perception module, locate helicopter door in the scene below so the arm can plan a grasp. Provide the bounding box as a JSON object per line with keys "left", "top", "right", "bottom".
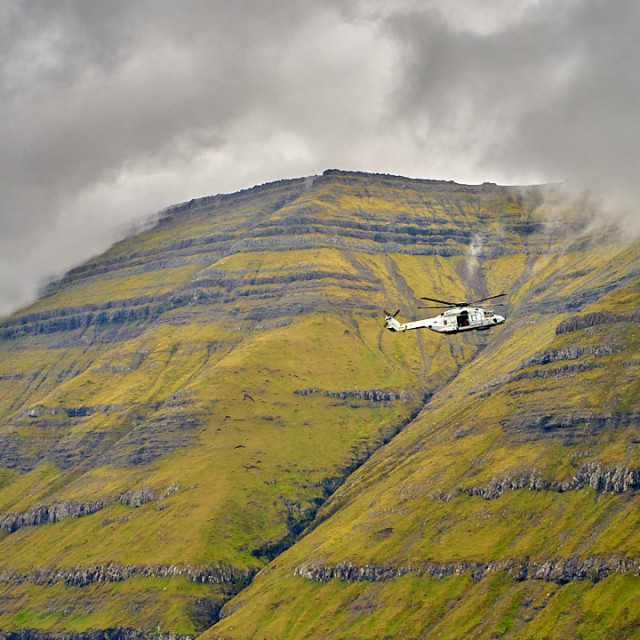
{"left": 469, "top": 312, "right": 479, "bottom": 325}
{"left": 457, "top": 310, "right": 470, "bottom": 328}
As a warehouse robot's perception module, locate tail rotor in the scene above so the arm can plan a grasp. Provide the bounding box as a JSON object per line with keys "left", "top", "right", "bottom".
{"left": 383, "top": 309, "right": 402, "bottom": 331}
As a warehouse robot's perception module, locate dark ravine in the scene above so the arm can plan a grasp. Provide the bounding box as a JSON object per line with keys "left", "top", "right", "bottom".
{"left": 293, "top": 555, "right": 640, "bottom": 586}
{"left": 250, "top": 391, "right": 434, "bottom": 562}
{"left": 299, "top": 391, "right": 435, "bottom": 537}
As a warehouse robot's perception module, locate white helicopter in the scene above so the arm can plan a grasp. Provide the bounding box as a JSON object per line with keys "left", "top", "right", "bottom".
{"left": 384, "top": 294, "right": 506, "bottom": 334}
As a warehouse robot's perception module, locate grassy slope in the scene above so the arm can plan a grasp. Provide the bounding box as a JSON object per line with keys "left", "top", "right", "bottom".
{"left": 205, "top": 230, "right": 640, "bottom": 638}
{"left": 0, "top": 308, "right": 432, "bottom": 633}
{"left": 0, "top": 173, "right": 489, "bottom": 634}
{"left": 0, "top": 172, "right": 636, "bottom": 637}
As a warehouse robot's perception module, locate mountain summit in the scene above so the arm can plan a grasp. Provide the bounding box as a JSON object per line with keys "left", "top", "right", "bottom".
{"left": 0, "top": 171, "right": 638, "bottom": 639}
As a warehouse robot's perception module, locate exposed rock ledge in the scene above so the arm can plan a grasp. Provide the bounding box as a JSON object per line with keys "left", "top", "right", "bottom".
{"left": 294, "top": 556, "right": 640, "bottom": 586}
{"left": 556, "top": 310, "right": 640, "bottom": 335}
{"left": 0, "top": 562, "right": 256, "bottom": 588}
{"left": 294, "top": 388, "right": 408, "bottom": 403}
{"left": 0, "top": 628, "right": 191, "bottom": 640}
{"left": 430, "top": 462, "right": 640, "bottom": 502}
{"left": 0, "top": 483, "right": 181, "bottom": 533}
{"left": 520, "top": 345, "right": 619, "bottom": 367}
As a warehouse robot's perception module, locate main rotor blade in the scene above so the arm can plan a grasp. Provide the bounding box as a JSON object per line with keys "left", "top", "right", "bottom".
{"left": 469, "top": 293, "right": 507, "bottom": 305}
{"left": 419, "top": 303, "right": 508, "bottom": 310}
{"left": 419, "top": 296, "right": 462, "bottom": 306}
{"left": 417, "top": 305, "right": 453, "bottom": 309}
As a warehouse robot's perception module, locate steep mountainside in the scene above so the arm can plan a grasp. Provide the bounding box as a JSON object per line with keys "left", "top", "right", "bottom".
{"left": 0, "top": 170, "right": 638, "bottom": 639}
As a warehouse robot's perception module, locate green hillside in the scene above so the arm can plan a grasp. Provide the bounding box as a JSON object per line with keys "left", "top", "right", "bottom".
{"left": 0, "top": 170, "right": 638, "bottom": 639}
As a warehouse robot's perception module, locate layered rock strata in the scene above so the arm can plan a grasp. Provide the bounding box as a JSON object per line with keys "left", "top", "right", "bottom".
{"left": 294, "top": 555, "right": 640, "bottom": 586}
{"left": 0, "top": 562, "right": 255, "bottom": 588}
{"left": 430, "top": 462, "right": 640, "bottom": 502}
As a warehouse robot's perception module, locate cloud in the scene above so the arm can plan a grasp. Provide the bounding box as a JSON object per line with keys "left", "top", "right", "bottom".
{"left": 1, "top": 0, "right": 638, "bottom": 315}
{"left": 381, "top": 0, "right": 640, "bottom": 217}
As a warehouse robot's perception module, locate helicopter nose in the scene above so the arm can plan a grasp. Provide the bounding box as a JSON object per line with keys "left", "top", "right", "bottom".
{"left": 495, "top": 315, "right": 505, "bottom": 324}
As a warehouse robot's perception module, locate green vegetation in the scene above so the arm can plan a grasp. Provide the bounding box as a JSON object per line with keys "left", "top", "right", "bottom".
{"left": 0, "top": 171, "right": 638, "bottom": 638}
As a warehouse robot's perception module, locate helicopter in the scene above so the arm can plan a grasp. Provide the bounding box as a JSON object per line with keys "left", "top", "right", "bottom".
{"left": 384, "top": 294, "right": 506, "bottom": 334}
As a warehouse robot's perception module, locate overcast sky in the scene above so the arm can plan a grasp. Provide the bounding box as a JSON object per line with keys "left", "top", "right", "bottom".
{"left": 2, "top": 0, "right": 639, "bottom": 316}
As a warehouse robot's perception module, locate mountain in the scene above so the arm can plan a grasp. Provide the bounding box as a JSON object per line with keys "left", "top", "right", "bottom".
{"left": 0, "top": 170, "right": 638, "bottom": 640}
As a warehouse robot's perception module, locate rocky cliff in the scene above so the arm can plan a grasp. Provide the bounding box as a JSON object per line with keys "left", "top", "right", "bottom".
{"left": 0, "top": 170, "right": 638, "bottom": 639}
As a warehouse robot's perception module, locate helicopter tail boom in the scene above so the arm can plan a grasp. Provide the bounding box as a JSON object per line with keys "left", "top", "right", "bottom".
{"left": 384, "top": 313, "right": 404, "bottom": 331}
{"left": 384, "top": 310, "right": 438, "bottom": 332}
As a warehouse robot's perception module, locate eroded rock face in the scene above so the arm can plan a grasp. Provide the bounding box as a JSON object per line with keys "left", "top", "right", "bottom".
{"left": 497, "top": 410, "right": 638, "bottom": 442}
{"left": 512, "top": 362, "right": 604, "bottom": 381}
{"left": 294, "top": 388, "right": 408, "bottom": 403}
{"left": 0, "top": 484, "right": 181, "bottom": 533}
{"left": 0, "top": 628, "right": 193, "bottom": 640}
{"left": 294, "top": 555, "right": 640, "bottom": 586}
{"left": 555, "top": 310, "right": 640, "bottom": 335}
{"left": 430, "top": 462, "right": 640, "bottom": 502}
{"left": 0, "top": 562, "right": 256, "bottom": 588}
{"left": 571, "top": 462, "right": 640, "bottom": 493}
{"left": 521, "top": 345, "right": 619, "bottom": 366}
{"left": 3, "top": 396, "right": 205, "bottom": 473}
{"left": 0, "top": 500, "right": 109, "bottom": 532}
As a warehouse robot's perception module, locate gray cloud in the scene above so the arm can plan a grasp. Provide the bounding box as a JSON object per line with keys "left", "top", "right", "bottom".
{"left": 1, "top": 0, "right": 638, "bottom": 315}
{"left": 383, "top": 0, "right": 640, "bottom": 214}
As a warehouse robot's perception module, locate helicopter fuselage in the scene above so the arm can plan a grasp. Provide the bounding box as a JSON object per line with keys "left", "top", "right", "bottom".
{"left": 385, "top": 306, "right": 505, "bottom": 334}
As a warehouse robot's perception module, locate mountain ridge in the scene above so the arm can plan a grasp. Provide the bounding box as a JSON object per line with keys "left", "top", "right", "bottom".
{"left": 0, "top": 170, "right": 637, "bottom": 639}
